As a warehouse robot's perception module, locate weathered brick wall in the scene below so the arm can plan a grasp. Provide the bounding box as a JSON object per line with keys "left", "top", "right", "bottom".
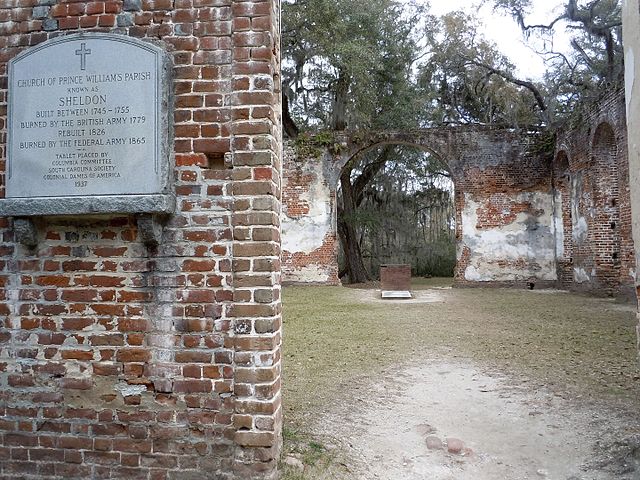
{"left": 555, "top": 92, "right": 635, "bottom": 297}
{"left": 552, "top": 151, "right": 573, "bottom": 285}
{"left": 452, "top": 136, "right": 556, "bottom": 287}
{"left": 281, "top": 144, "right": 340, "bottom": 285}
{"left": 0, "top": 1, "right": 282, "bottom": 479}
{"left": 282, "top": 129, "right": 556, "bottom": 288}
{"left": 282, "top": 112, "right": 635, "bottom": 295}
{"left": 379, "top": 264, "right": 411, "bottom": 291}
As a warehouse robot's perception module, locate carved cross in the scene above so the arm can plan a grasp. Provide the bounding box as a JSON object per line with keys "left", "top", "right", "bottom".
{"left": 75, "top": 43, "right": 92, "bottom": 71}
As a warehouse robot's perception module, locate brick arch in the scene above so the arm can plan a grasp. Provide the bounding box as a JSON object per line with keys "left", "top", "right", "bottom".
{"left": 591, "top": 122, "right": 622, "bottom": 292}
{"left": 282, "top": 127, "right": 557, "bottom": 287}
{"left": 343, "top": 139, "right": 448, "bottom": 175}
{"left": 338, "top": 125, "right": 518, "bottom": 178}
{"left": 592, "top": 121, "right": 618, "bottom": 154}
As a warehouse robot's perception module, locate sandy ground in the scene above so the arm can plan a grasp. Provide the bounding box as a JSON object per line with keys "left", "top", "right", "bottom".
{"left": 308, "top": 360, "right": 640, "bottom": 480}
{"left": 281, "top": 284, "right": 640, "bottom": 480}
{"left": 312, "top": 359, "right": 634, "bottom": 480}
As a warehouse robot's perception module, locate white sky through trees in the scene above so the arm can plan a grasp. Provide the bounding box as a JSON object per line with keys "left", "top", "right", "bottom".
{"left": 428, "top": 0, "right": 571, "bottom": 79}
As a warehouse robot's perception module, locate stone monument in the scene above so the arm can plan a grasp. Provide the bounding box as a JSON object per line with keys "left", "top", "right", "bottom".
{"left": 1, "top": 33, "right": 173, "bottom": 245}
{"left": 380, "top": 264, "right": 412, "bottom": 299}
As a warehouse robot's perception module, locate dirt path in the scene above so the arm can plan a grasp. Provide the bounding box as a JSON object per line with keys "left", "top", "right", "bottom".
{"left": 311, "top": 359, "right": 637, "bottom": 480}
{"left": 281, "top": 284, "right": 640, "bottom": 479}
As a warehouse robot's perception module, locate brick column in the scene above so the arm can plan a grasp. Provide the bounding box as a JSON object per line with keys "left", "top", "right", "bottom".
{"left": 229, "top": 0, "right": 282, "bottom": 477}
{"left": 0, "top": 0, "right": 283, "bottom": 478}
{"left": 623, "top": 0, "right": 640, "bottom": 353}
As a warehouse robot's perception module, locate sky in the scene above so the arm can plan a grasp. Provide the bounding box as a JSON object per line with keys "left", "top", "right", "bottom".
{"left": 427, "top": 0, "right": 571, "bottom": 79}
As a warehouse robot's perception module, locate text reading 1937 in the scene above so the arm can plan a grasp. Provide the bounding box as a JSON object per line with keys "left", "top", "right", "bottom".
{"left": 7, "top": 34, "right": 165, "bottom": 199}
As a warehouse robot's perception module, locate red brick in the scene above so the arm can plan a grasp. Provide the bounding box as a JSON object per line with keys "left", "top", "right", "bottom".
{"left": 173, "top": 380, "right": 212, "bottom": 393}
{"left": 116, "top": 349, "right": 150, "bottom": 363}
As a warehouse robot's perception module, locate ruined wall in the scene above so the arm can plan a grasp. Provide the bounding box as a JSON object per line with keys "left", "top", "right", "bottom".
{"left": 281, "top": 145, "right": 340, "bottom": 285}
{"left": 0, "top": 1, "right": 282, "bottom": 479}
{"left": 452, "top": 134, "right": 555, "bottom": 286}
{"left": 555, "top": 92, "right": 635, "bottom": 296}
{"left": 282, "top": 110, "right": 636, "bottom": 295}
{"left": 281, "top": 129, "right": 556, "bottom": 287}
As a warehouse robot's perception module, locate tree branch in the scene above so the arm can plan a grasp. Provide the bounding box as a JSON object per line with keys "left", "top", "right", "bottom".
{"left": 352, "top": 146, "right": 395, "bottom": 207}
{"left": 462, "top": 56, "right": 549, "bottom": 121}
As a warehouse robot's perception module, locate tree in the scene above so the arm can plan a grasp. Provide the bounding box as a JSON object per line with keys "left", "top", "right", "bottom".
{"left": 491, "top": 0, "right": 623, "bottom": 123}
{"left": 337, "top": 146, "right": 394, "bottom": 283}
{"left": 418, "top": 11, "right": 549, "bottom": 127}
{"left": 282, "top": 0, "right": 430, "bottom": 134}
{"left": 283, "top": 0, "right": 435, "bottom": 283}
{"left": 354, "top": 148, "right": 456, "bottom": 278}
{"left": 283, "top": 1, "right": 568, "bottom": 282}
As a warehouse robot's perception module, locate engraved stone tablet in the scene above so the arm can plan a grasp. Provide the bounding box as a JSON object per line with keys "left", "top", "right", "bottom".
{"left": 2, "top": 33, "right": 173, "bottom": 216}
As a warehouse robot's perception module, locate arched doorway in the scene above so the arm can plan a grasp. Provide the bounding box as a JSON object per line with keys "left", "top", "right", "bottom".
{"left": 336, "top": 144, "right": 455, "bottom": 284}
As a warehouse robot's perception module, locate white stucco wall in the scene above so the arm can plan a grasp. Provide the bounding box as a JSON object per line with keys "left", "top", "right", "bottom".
{"left": 623, "top": 0, "right": 640, "bottom": 282}
{"left": 281, "top": 162, "right": 333, "bottom": 254}
{"left": 553, "top": 189, "right": 565, "bottom": 259}
{"left": 461, "top": 192, "right": 557, "bottom": 282}
{"left": 281, "top": 152, "right": 337, "bottom": 284}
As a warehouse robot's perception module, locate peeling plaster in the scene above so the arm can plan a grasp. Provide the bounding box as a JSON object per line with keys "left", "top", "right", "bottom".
{"left": 283, "top": 265, "right": 332, "bottom": 284}
{"left": 574, "top": 267, "right": 590, "bottom": 283}
{"left": 553, "top": 190, "right": 565, "bottom": 258}
{"left": 571, "top": 174, "right": 589, "bottom": 245}
{"left": 282, "top": 162, "right": 333, "bottom": 254}
{"left": 462, "top": 193, "right": 557, "bottom": 282}
{"left": 115, "top": 383, "right": 147, "bottom": 397}
{"left": 282, "top": 215, "right": 332, "bottom": 253}
{"left": 573, "top": 217, "right": 589, "bottom": 244}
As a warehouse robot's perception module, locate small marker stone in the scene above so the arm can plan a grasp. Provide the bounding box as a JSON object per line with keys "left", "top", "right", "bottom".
{"left": 446, "top": 437, "right": 464, "bottom": 454}
{"left": 425, "top": 436, "right": 443, "bottom": 450}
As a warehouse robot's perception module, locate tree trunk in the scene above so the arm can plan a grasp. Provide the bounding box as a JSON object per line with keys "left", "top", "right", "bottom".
{"left": 282, "top": 92, "right": 300, "bottom": 139}
{"left": 338, "top": 170, "right": 370, "bottom": 283}
{"left": 337, "top": 146, "right": 395, "bottom": 284}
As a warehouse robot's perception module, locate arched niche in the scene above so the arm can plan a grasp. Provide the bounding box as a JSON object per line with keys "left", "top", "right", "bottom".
{"left": 591, "top": 122, "right": 621, "bottom": 291}
{"left": 552, "top": 150, "right": 573, "bottom": 284}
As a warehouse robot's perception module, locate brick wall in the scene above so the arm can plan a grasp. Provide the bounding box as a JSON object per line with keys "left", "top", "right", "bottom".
{"left": 453, "top": 142, "right": 556, "bottom": 287}
{"left": 379, "top": 264, "right": 411, "bottom": 291}
{"left": 0, "top": 0, "right": 282, "bottom": 479}
{"left": 282, "top": 110, "right": 635, "bottom": 296}
{"left": 555, "top": 92, "right": 635, "bottom": 297}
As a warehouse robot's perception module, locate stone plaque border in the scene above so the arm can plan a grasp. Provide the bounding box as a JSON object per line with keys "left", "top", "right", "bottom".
{"left": 0, "top": 33, "right": 174, "bottom": 217}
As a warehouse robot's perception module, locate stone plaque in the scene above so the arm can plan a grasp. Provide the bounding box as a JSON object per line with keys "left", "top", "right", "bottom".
{"left": 2, "top": 33, "right": 173, "bottom": 216}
